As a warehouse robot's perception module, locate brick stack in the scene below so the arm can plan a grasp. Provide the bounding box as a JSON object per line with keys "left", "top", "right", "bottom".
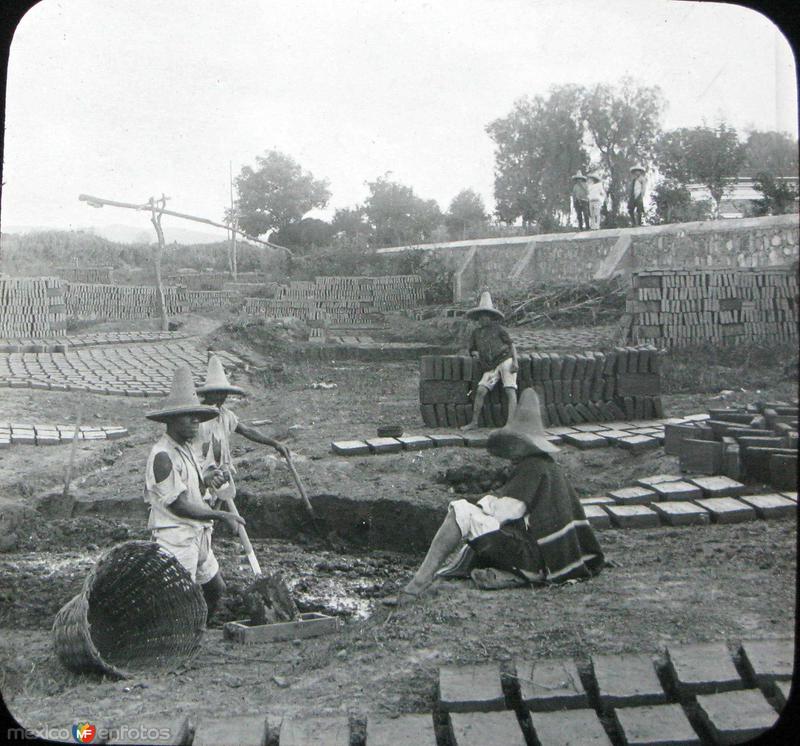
{"left": 166, "top": 273, "right": 225, "bottom": 291}
{"left": 665, "top": 402, "right": 798, "bottom": 489}
{"left": 56, "top": 267, "right": 114, "bottom": 284}
{"left": 244, "top": 275, "right": 422, "bottom": 326}
{"left": 629, "top": 268, "right": 798, "bottom": 348}
{"left": 181, "top": 289, "right": 241, "bottom": 310}
{"left": 64, "top": 283, "right": 184, "bottom": 320}
{"left": 0, "top": 277, "right": 67, "bottom": 336}
{"left": 419, "top": 347, "right": 664, "bottom": 428}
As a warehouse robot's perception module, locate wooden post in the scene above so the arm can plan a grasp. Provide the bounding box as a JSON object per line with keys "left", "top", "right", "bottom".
{"left": 149, "top": 196, "right": 169, "bottom": 332}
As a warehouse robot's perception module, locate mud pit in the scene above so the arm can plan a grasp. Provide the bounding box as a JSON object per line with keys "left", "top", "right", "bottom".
{"left": 0, "top": 315, "right": 796, "bottom": 732}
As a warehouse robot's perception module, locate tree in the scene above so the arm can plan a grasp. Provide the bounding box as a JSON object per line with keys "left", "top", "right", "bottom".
{"left": 651, "top": 179, "right": 713, "bottom": 224}
{"left": 487, "top": 85, "right": 588, "bottom": 231}
{"left": 363, "top": 176, "right": 443, "bottom": 247}
{"left": 655, "top": 123, "right": 746, "bottom": 218}
{"left": 234, "top": 150, "right": 330, "bottom": 239}
{"left": 743, "top": 131, "right": 799, "bottom": 176}
{"left": 271, "top": 218, "right": 335, "bottom": 252}
{"left": 445, "top": 189, "right": 487, "bottom": 240}
{"left": 751, "top": 173, "right": 799, "bottom": 216}
{"left": 581, "top": 78, "right": 665, "bottom": 223}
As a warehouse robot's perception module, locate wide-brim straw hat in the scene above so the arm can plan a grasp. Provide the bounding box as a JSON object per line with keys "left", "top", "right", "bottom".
{"left": 571, "top": 172, "right": 587, "bottom": 180}
{"left": 197, "top": 354, "right": 247, "bottom": 397}
{"left": 146, "top": 365, "right": 219, "bottom": 423}
{"left": 629, "top": 164, "right": 645, "bottom": 173}
{"left": 465, "top": 291, "right": 505, "bottom": 321}
{"left": 487, "top": 388, "right": 560, "bottom": 458}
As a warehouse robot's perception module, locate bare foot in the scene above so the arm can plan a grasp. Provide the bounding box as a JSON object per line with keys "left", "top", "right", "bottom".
{"left": 460, "top": 422, "right": 479, "bottom": 431}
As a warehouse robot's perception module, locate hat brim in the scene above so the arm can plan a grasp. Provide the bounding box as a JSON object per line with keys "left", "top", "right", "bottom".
{"left": 487, "top": 429, "right": 560, "bottom": 459}
{"left": 145, "top": 405, "right": 220, "bottom": 423}
{"left": 466, "top": 307, "right": 505, "bottom": 321}
{"left": 630, "top": 167, "right": 645, "bottom": 172}
{"left": 196, "top": 384, "right": 247, "bottom": 397}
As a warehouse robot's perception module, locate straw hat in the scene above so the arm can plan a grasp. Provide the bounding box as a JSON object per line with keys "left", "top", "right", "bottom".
{"left": 487, "top": 388, "right": 559, "bottom": 458}
{"left": 465, "top": 291, "right": 505, "bottom": 321}
{"left": 146, "top": 366, "right": 219, "bottom": 423}
{"left": 629, "top": 164, "right": 645, "bottom": 173}
{"left": 587, "top": 172, "right": 602, "bottom": 182}
{"left": 571, "top": 172, "right": 587, "bottom": 180}
{"left": 197, "top": 355, "right": 247, "bottom": 397}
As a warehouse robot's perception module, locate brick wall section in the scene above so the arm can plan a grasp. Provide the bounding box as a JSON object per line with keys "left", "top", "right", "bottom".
{"left": 377, "top": 215, "right": 798, "bottom": 301}
{"left": 0, "top": 277, "right": 66, "bottom": 336}
{"left": 629, "top": 267, "right": 798, "bottom": 348}
{"left": 56, "top": 267, "right": 114, "bottom": 284}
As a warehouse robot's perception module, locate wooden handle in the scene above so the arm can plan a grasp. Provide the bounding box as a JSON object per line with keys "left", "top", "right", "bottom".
{"left": 223, "top": 497, "right": 261, "bottom": 576}
{"left": 285, "top": 454, "right": 317, "bottom": 519}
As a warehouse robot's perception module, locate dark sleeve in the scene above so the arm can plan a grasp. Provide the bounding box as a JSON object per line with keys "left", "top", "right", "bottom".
{"left": 468, "top": 329, "right": 477, "bottom": 352}
{"left": 498, "top": 326, "right": 512, "bottom": 345}
{"left": 499, "top": 458, "right": 546, "bottom": 511}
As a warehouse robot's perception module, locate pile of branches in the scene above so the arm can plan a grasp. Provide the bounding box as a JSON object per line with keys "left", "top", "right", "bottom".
{"left": 501, "top": 277, "right": 628, "bottom": 327}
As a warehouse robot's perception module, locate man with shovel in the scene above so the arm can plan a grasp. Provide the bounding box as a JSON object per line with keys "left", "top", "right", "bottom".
{"left": 194, "top": 355, "right": 291, "bottom": 493}
{"left": 144, "top": 366, "right": 246, "bottom": 617}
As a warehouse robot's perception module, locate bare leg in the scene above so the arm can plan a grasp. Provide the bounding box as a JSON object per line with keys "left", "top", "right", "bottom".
{"left": 403, "top": 511, "right": 463, "bottom": 595}
{"left": 462, "top": 385, "right": 489, "bottom": 430}
{"left": 202, "top": 572, "right": 226, "bottom": 617}
{"left": 504, "top": 386, "right": 518, "bottom": 423}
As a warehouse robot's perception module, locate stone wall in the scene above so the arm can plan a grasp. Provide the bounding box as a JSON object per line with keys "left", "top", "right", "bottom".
{"left": 377, "top": 215, "right": 799, "bottom": 301}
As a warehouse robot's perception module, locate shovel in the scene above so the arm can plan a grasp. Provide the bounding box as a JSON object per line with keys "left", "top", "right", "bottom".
{"left": 283, "top": 452, "right": 333, "bottom": 547}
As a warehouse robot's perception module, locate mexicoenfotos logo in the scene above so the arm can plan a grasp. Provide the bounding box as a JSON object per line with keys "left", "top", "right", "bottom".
{"left": 72, "top": 722, "right": 97, "bottom": 743}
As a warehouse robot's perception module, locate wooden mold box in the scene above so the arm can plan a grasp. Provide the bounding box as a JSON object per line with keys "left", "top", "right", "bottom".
{"left": 223, "top": 612, "right": 339, "bottom": 645}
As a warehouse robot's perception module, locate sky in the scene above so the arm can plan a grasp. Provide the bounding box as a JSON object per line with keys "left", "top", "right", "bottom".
{"left": 1, "top": 0, "right": 797, "bottom": 238}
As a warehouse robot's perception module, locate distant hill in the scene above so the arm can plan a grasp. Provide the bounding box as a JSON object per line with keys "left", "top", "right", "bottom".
{"left": 2, "top": 223, "right": 228, "bottom": 245}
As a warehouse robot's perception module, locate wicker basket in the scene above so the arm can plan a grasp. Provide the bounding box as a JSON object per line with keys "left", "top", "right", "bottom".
{"left": 53, "top": 541, "right": 207, "bottom": 678}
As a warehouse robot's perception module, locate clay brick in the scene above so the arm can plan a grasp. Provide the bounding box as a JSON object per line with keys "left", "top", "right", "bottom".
{"left": 605, "top": 503, "right": 660, "bottom": 527}
{"left": 742, "top": 447, "right": 797, "bottom": 483}
{"left": 739, "top": 494, "right": 796, "bottom": 519}
{"left": 616, "top": 373, "right": 661, "bottom": 397}
{"left": 428, "top": 434, "right": 465, "bottom": 448}
{"left": 397, "top": 435, "right": 435, "bottom": 450}
{"left": 106, "top": 717, "right": 193, "bottom": 745}
{"left": 366, "top": 714, "right": 437, "bottom": 746}
{"left": 687, "top": 476, "right": 745, "bottom": 498}
{"left": 664, "top": 424, "right": 700, "bottom": 456}
{"left": 706, "top": 409, "right": 752, "bottom": 424}
{"left": 779, "top": 491, "right": 797, "bottom": 502}
{"left": 270, "top": 715, "right": 350, "bottom": 746}
{"left": 739, "top": 638, "right": 795, "bottom": 685}
{"left": 598, "top": 429, "right": 634, "bottom": 444}
{"left": 769, "top": 453, "right": 797, "bottom": 491}
{"left": 581, "top": 496, "right": 615, "bottom": 505}
{"left": 609, "top": 486, "right": 657, "bottom": 505}
{"left": 331, "top": 440, "right": 371, "bottom": 456}
{"left": 365, "top": 437, "right": 403, "bottom": 454}
{"left": 448, "top": 712, "right": 525, "bottom": 746}
{"left": 547, "top": 426, "right": 578, "bottom": 436}
{"left": 694, "top": 497, "right": 756, "bottom": 524}
{"left": 193, "top": 715, "right": 266, "bottom": 746}
{"left": 652, "top": 501, "right": 710, "bottom": 526}
{"left": 439, "top": 664, "right": 506, "bottom": 712}
{"left": 433, "top": 403, "right": 449, "bottom": 427}
{"left": 562, "top": 432, "right": 609, "bottom": 449}
{"left": 772, "top": 680, "right": 790, "bottom": 710}
{"left": 591, "top": 653, "right": 667, "bottom": 709}
{"left": 679, "top": 439, "right": 723, "bottom": 475}
{"left": 737, "top": 435, "right": 784, "bottom": 450}
{"left": 665, "top": 642, "right": 743, "bottom": 695}
{"left": 531, "top": 708, "right": 612, "bottom": 746}
{"left": 652, "top": 481, "right": 703, "bottom": 501}
{"left": 572, "top": 423, "right": 606, "bottom": 433}
{"left": 617, "top": 435, "right": 660, "bottom": 454}
{"left": 420, "top": 404, "right": 437, "bottom": 427}
{"left": 613, "top": 703, "right": 700, "bottom": 746}
{"left": 515, "top": 658, "right": 588, "bottom": 711}
{"left": 635, "top": 475, "right": 683, "bottom": 489}
{"left": 695, "top": 690, "right": 779, "bottom": 745}
{"left": 420, "top": 379, "right": 471, "bottom": 404}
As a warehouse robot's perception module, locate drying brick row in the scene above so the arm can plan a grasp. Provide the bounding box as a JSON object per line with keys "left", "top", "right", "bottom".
{"left": 419, "top": 346, "right": 664, "bottom": 428}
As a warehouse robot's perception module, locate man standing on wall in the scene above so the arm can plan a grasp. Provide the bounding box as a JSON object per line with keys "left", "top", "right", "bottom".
{"left": 627, "top": 165, "right": 648, "bottom": 226}
{"left": 571, "top": 173, "right": 590, "bottom": 231}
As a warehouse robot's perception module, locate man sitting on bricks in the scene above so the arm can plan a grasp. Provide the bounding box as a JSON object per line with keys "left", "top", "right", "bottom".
{"left": 461, "top": 291, "right": 519, "bottom": 431}
{"left": 385, "top": 388, "right": 604, "bottom": 605}
{"left": 144, "top": 365, "right": 245, "bottom": 617}
{"left": 194, "top": 355, "right": 291, "bottom": 499}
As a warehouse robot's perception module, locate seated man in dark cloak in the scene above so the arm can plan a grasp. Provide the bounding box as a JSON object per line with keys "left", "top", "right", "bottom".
{"left": 384, "top": 388, "right": 604, "bottom": 605}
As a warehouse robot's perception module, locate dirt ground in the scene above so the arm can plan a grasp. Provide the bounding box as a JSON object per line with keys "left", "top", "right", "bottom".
{"left": 0, "top": 312, "right": 796, "bottom": 737}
